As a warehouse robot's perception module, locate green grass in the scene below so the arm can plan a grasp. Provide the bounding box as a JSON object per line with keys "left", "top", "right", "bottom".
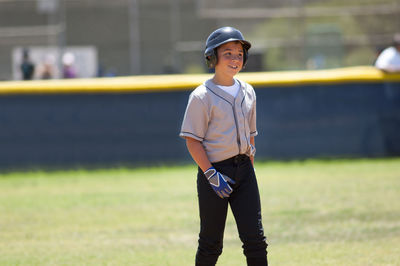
{"left": 0, "top": 158, "right": 399, "bottom": 265}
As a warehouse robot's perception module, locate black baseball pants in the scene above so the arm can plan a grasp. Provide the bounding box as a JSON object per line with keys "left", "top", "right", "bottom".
{"left": 195, "top": 154, "right": 268, "bottom": 266}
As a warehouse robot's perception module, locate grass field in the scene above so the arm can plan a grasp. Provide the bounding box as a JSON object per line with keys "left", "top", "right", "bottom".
{"left": 0, "top": 158, "right": 399, "bottom": 266}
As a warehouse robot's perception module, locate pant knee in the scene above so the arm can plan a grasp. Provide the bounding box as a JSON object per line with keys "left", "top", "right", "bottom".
{"left": 196, "top": 237, "right": 223, "bottom": 266}
{"left": 241, "top": 236, "right": 268, "bottom": 260}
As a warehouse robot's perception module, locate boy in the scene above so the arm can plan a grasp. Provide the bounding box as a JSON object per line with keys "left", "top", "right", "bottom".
{"left": 180, "top": 26, "right": 268, "bottom": 266}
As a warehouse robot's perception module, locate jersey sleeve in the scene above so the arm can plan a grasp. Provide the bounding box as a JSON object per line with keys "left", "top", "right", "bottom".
{"left": 179, "top": 92, "right": 209, "bottom": 141}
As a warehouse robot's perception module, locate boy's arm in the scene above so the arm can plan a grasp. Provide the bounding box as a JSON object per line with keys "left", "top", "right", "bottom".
{"left": 185, "top": 137, "right": 212, "bottom": 172}
{"left": 185, "top": 136, "right": 235, "bottom": 198}
{"left": 250, "top": 136, "right": 255, "bottom": 166}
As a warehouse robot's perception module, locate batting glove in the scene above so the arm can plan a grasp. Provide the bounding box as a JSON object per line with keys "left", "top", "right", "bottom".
{"left": 204, "top": 166, "right": 236, "bottom": 198}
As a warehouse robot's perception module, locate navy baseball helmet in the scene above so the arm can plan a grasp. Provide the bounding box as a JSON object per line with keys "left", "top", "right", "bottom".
{"left": 205, "top": 26, "right": 251, "bottom": 69}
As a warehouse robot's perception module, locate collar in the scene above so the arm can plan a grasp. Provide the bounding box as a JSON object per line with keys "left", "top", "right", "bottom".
{"left": 204, "top": 78, "right": 245, "bottom": 105}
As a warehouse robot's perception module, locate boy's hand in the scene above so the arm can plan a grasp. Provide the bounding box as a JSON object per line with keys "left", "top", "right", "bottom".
{"left": 204, "top": 167, "right": 236, "bottom": 198}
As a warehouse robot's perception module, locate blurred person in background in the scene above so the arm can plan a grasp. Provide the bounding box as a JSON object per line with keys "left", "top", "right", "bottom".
{"left": 62, "top": 52, "right": 77, "bottom": 78}
{"left": 20, "top": 49, "right": 35, "bottom": 80}
{"left": 39, "top": 54, "right": 56, "bottom": 79}
{"left": 373, "top": 46, "right": 385, "bottom": 65}
{"left": 375, "top": 33, "right": 400, "bottom": 73}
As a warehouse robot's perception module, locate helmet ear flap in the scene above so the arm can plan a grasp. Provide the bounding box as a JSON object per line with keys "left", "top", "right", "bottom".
{"left": 205, "top": 48, "right": 217, "bottom": 69}
{"left": 242, "top": 49, "right": 248, "bottom": 69}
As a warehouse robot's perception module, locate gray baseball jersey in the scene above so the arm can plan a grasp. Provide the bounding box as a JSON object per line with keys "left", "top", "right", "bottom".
{"left": 180, "top": 78, "right": 257, "bottom": 163}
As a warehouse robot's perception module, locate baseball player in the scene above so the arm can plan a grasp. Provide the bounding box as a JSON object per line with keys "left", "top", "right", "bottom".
{"left": 375, "top": 33, "right": 400, "bottom": 73}
{"left": 179, "top": 27, "right": 268, "bottom": 266}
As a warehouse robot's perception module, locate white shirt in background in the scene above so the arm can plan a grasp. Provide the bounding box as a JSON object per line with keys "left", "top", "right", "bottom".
{"left": 375, "top": 46, "right": 400, "bottom": 72}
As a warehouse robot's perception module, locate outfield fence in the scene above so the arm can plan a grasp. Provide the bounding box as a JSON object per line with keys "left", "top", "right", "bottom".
{"left": 0, "top": 66, "right": 399, "bottom": 169}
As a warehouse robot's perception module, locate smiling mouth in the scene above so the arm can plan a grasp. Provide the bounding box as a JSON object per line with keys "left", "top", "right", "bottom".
{"left": 229, "top": 65, "right": 239, "bottom": 69}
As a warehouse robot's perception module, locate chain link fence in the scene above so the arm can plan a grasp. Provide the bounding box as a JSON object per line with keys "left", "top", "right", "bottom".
{"left": 0, "top": 0, "right": 399, "bottom": 79}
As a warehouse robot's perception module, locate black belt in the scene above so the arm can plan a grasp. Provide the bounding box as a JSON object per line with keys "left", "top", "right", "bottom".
{"left": 215, "top": 154, "right": 249, "bottom": 165}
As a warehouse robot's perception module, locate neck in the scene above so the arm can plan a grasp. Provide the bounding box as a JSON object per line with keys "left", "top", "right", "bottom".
{"left": 212, "top": 73, "right": 235, "bottom": 86}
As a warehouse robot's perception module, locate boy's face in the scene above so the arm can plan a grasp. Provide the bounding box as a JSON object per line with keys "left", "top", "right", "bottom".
{"left": 215, "top": 41, "right": 244, "bottom": 76}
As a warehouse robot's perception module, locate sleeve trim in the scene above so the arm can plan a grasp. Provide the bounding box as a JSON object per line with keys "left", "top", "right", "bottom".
{"left": 250, "top": 131, "right": 258, "bottom": 137}
{"left": 179, "top": 132, "right": 204, "bottom": 141}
